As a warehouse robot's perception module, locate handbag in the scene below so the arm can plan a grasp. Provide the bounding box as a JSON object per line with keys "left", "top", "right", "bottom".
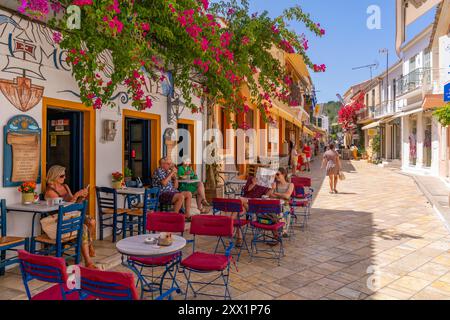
{"left": 257, "top": 213, "right": 280, "bottom": 225}
{"left": 339, "top": 172, "right": 346, "bottom": 180}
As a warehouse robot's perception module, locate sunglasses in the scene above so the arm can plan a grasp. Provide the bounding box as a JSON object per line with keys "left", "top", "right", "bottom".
{"left": 276, "top": 173, "right": 281, "bottom": 176}
{"left": 59, "top": 174, "right": 66, "bottom": 178}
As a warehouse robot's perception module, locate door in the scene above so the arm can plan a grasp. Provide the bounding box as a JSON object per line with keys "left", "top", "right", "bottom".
{"left": 177, "top": 123, "right": 190, "bottom": 165}
{"left": 46, "top": 108, "right": 83, "bottom": 193}
{"left": 124, "top": 118, "right": 151, "bottom": 184}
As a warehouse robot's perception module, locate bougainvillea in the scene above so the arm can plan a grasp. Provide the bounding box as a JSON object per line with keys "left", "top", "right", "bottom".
{"left": 18, "top": 0, "right": 326, "bottom": 124}
{"left": 338, "top": 94, "right": 366, "bottom": 131}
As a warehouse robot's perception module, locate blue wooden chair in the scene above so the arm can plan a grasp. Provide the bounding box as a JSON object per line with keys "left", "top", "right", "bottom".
{"left": 30, "top": 201, "right": 87, "bottom": 264}
{"left": 248, "top": 199, "right": 285, "bottom": 266}
{"left": 125, "top": 187, "right": 160, "bottom": 235}
{"left": 96, "top": 187, "right": 140, "bottom": 242}
{"left": 0, "top": 199, "right": 29, "bottom": 276}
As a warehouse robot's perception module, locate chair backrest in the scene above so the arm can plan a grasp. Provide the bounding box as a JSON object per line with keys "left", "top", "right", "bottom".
{"left": 146, "top": 212, "right": 185, "bottom": 233}
{"left": 143, "top": 187, "right": 160, "bottom": 212}
{"left": 212, "top": 198, "right": 243, "bottom": 214}
{"left": 292, "top": 184, "right": 306, "bottom": 198}
{"left": 18, "top": 250, "right": 70, "bottom": 300}
{"left": 56, "top": 201, "right": 87, "bottom": 246}
{"left": 79, "top": 266, "right": 139, "bottom": 300}
{"left": 247, "top": 199, "right": 282, "bottom": 215}
{"left": 95, "top": 187, "right": 118, "bottom": 213}
{"left": 291, "top": 177, "right": 312, "bottom": 187}
{"left": 0, "top": 199, "right": 6, "bottom": 237}
{"left": 190, "top": 215, "right": 233, "bottom": 237}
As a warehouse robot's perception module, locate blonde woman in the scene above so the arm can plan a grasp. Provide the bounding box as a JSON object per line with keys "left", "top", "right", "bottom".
{"left": 44, "top": 165, "right": 97, "bottom": 268}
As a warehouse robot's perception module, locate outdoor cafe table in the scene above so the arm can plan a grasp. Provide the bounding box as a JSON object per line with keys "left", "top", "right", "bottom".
{"left": 115, "top": 187, "right": 146, "bottom": 208}
{"left": 116, "top": 234, "right": 187, "bottom": 300}
{"left": 224, "top": 179, "right": 247, "bottom": 198}
{"left": 6, "top": 201, "right": 66, "bottom": 237}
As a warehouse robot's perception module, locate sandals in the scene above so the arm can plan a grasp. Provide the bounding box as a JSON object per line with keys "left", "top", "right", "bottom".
{"left": 200, "top": 208, "right": 210, "bottom": 214}
{"left": 185, "top": 216, "right": 192, "bottom": 222}
{"left": 235, "top": 239, "right": 243, "bottom": 248}
{"left": 201, "top": 200, "right": 211, "bottom": 207}
{"left": 85, "top": 263, "right": 98, "bottom": 270}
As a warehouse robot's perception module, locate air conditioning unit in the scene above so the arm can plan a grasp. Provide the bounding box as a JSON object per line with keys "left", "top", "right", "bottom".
{"left": 103, "top": 119, "right": 118, "bottom": 142}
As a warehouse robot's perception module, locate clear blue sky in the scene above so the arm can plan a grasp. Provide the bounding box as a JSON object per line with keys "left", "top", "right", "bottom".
{"left": 247, "top": 0, "right": 436, "bottom": 103}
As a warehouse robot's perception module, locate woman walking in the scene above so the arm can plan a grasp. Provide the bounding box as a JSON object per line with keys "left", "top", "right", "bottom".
{"left": 321, "top": 143, "right": 341, "bottom": 194}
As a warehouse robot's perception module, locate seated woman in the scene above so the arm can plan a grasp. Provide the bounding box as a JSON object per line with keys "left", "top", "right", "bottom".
{"left": 178, "top": 158, "right": 209, "bottom": 214}
{"left": 152, "top": 157, "right": 192, "bottom": 220}
{"left": 240, "top": 176, "right": 272, "bottom": 211}
{"left": 44, "top": 165, "right": 97, "bottom": 268}
{"left": 267, "top": 167, "right": 294, "bottom": 238}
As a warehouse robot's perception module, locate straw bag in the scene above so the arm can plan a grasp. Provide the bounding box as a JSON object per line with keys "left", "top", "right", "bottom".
{"left": 40, "top": 211, "right": 81, "bottom": 240}
{"left": 339, "top": 172, "right": 346, "bottom": 181}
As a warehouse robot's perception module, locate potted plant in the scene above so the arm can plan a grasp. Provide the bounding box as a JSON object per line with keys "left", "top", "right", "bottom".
{"left": 124, "top": 167, "right": 133, "bottom": 186}
{"left": 111, "top": 172, "right": 124, "bottom": 189}
{"left": 18, "top": 181, "right": 37, "bottom": 204}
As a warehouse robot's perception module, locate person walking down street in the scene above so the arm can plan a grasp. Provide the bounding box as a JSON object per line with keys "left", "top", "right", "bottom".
{"left": 321, "top": 143, "right": 341, "bottom": 194}
{"left": 290, "top": 141, "right": 299, "bottom": 175}
{"left": 302, "top": 142, "right": 312, "bottom": 172}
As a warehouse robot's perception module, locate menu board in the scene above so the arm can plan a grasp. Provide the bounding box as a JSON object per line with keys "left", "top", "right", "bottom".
{"left": 7, "top": 133, "right": 40, "bottom": 182}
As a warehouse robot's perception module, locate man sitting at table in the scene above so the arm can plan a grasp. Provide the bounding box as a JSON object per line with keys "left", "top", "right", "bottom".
{"left": 178, "top": 158, "right": 209, "bottom": 214}
{"left": 152, "top": 157, "right": 192, "bottom": 221}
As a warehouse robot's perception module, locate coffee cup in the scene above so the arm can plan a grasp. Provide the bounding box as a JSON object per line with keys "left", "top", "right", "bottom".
{"left": 52, "top": 197, "right": 63, "bottom": 205}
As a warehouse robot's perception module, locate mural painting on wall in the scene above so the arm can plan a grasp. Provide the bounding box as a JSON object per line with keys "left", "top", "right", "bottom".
{"left": 3, "top": 115, "right": 41, "bottom": 187}
{"left": 0, "top": 9, "right": 177, "bottom": 111}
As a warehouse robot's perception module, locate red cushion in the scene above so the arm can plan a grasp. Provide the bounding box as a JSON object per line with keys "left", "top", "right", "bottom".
{"left": 181, "top": 252, "right": 230, "bottom": 271}
{"left": 129, "top": 254, "right": 178, "bottom": 266}
{"left": 251, "top": 221, "right": 285, "bottom": 231}
{"left": 32, "top": 284, "right": 80, "bottom": 300}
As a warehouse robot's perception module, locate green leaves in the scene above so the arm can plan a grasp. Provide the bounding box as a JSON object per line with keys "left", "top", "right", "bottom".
{"left": 433, "top": 103, "right": 450, "bottom": 127}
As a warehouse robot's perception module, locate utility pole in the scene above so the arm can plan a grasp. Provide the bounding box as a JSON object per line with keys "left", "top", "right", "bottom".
{"left": 379, "top": 48, "right": 389, "bottom": 103}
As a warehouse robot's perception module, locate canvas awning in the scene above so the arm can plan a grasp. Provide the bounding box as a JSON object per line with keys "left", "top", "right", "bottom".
{"left": 423, "top": 93, "right": 445, "bottom": 111}
{"left": 362, "top": 121, "right": 381, "bottom": 131}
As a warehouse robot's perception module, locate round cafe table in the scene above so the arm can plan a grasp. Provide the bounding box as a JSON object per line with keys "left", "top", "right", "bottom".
{"left": 116, "top": 234, "right": 187, "bottom": 300}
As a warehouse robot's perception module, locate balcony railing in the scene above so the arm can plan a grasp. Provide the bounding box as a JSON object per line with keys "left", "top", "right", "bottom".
{"left": 357, "top": 106, "right": 374, "bottom": 121}
{"left": 396, "top": 68, "right": 431, "bottom": 97}
{"left": 374, "top": 101, "right": 396, "bottom": 118}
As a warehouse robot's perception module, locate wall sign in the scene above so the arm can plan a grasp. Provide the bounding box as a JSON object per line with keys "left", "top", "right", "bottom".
{"left": 444, "top": 82, "right": 450, "bottom": 103}
{"left": 3, "top": 115, "right": 41, "bottom": 187}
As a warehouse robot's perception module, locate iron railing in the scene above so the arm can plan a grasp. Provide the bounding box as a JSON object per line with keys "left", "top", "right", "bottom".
{"left": 396, "top": 68, "right": 431, "bottom": 97}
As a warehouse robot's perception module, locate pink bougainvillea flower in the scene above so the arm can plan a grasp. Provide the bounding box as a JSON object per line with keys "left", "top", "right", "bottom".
{"left": 241, "top": 36, "right": 250, "bottom": 45}
{"left": 52, "top": 31, "right": 62, "bottom": 44}
{"left": 141, "top": 23, "right": 150, "bottom": 32}
{"left": 200, "top": 0, "right": 209, "bottom": 11}
{"left": 50, "top": 2, "right": 62, "bottom": 13}
{"left": 201, "top": 37, "right": 209, "bottom": 51}
{"left": 73, "top": 0, "right": 93, "bottom": 6}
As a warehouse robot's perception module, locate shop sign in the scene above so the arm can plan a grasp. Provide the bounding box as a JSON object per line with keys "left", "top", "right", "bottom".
{"left": 444, "top": 82, "right": 450, "bottom": 102}
{"left": 3, "top": 115, "right": 41, "bottom": 187}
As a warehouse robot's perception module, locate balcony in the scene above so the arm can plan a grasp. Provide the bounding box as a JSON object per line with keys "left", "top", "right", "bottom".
{"left": 396, "top": 68, "right": 431, "bottom": 97}
{"left": 357, "top": 106, "right": 375, "bottom": 123}
{"left": 374, "top": 101, "right": 396, "bottom": 118}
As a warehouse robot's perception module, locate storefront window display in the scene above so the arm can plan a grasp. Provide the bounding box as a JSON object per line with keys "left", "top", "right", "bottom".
{"left": 423, "top": 116, "right": 432, "bottom": 168}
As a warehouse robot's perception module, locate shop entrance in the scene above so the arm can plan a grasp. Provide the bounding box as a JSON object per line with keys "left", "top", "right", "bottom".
{"left": 124, "top": 117, "right": 151, "bottom": 185}
{"left": 46, "top": 108, "right": 84, "bottom": 193}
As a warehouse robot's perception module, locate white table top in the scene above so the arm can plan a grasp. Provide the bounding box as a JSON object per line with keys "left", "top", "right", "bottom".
{"left": 219, "top": 170, "right": 239, "bottom": 174}
{"left": 115, "top": 187, "right": 146, "bottom": 195}
{"left": 6, "top": 201, "right": 67, "bottom": 213}
{"left": 116, "top": 234, "right": 187, "bottom": 257}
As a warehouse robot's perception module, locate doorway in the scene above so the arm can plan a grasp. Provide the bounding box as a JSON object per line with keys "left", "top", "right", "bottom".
{"left": 177, "top": 119, "right": 195, "bottom": 168}
{"left": 46, "top": 108, "right": 83, "bottom": 193}
{"left": 124, "top": 117, "right": 151, "bottom": 185}
{"left": 42, "top": 97, "right": 96, "bottom": 226}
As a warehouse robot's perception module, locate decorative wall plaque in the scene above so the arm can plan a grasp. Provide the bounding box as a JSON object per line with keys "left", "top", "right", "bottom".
{"left": 3, "top": 115, "right": 41, "bottom": 187}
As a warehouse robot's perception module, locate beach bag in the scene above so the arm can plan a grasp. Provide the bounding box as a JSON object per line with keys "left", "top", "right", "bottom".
{"left": 257, "top": 213, "right": 280, "bottom": 225}
{"left": 339, "top": 172, "right": 346, "bottom": 181}
{"left": 40, "top": 211, "right": 81, "bottom": 240}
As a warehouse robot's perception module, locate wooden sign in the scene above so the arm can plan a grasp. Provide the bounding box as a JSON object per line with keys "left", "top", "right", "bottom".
{"left": 3, "top": 115, "right": 41, "bottom": 187}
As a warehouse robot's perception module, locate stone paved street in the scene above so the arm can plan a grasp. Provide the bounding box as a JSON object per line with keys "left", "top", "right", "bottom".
{"left": 2, "top": 158, "right": 450, "bottom": 300}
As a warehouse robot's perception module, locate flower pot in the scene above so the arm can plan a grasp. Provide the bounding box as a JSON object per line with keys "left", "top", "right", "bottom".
{"left": 112, "top": 180, "right": 123, "bottom": 189}
{"left": 22, "top": 192, "right": 35, "bottom": 204}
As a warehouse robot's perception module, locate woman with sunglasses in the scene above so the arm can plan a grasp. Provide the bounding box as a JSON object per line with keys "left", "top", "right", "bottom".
{"left": 44, "top": 165, "right": 97, "bottom": 268}
{"left": 267, "top": 168, "right": 294, "bottom": 238}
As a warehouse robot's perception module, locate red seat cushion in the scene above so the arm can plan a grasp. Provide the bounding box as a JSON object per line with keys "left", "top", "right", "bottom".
{"left": 181, "top": 252, "right": 230, "bottom": 271}
{"left": 32, "top": 284, "right": 80, "bottom": 300}
{"left": 233, "top": 219, "right": 249, "bottom": 227}
{"left": 251, "top": 221, "right": 285, "bottom": 231}
{"left": 129, "top": 254, "right": 178, "bottom": 266}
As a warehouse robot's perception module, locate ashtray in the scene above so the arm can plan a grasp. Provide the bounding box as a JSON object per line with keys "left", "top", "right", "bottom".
{"left": 144, "top": 237, "right": 158, "bottom": 245}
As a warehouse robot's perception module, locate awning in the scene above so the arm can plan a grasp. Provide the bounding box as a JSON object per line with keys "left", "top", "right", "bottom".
{"left": 362, "top": 121, "right": 380, "bottom": 131}
{"left": 423, "top": 93, "right": 445, "bottom": 111}
{"left": 303, "top": 126, "right": 314, "bottom": 136}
